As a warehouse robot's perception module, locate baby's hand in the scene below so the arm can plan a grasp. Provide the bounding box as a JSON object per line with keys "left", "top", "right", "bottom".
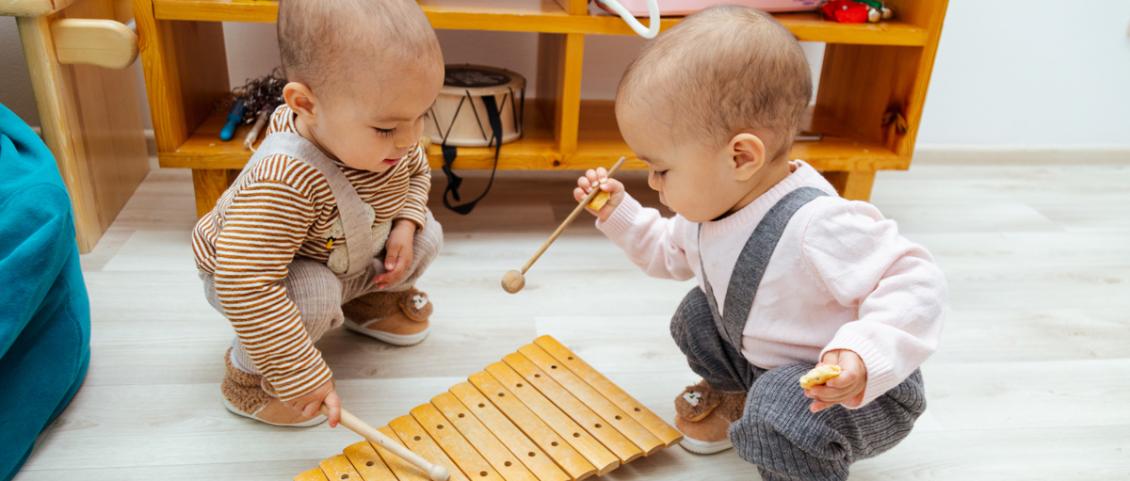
{"left": 287, "top": 379, "right": 342, "bottom": 427}
{"left": 374, "top": 219, "right": 417, "bottom": 289}
{"left": 804, "top": 349, "right": 867, "bottom": 413}
{"left": 573, "top": 167, "right": 626, "bottom": 222}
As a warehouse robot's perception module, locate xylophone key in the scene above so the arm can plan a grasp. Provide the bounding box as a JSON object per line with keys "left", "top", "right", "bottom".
{"left": 320, "top": 454, "right": 363, "bottom": 481}
{"left": 411, "top": 403, "right": 506, "bottom": 481}
{"left": 389, "top": 416, "right": 470, "bottom": 481}
{"left": 534, "top": 336, "right": 682, "bottom": 447}
{"left": 430, "top": 392, "right": 545, "bottom": 481}
{"left": 450, "top": 382, "right": 590, "bottom": 481}
{"left": 517, "top": 344, "right": 663, "bottom": 455}
{"left": 502, "top": 353, "right": 643, "bottom": 464}
{"left": 343, "top": 441, "right": 398, "bottom": 481}
{"left": 480, "top": 364, "right": 619, "bottom": 476}
{"left": 374, "top": 427, "right": 431, "bottom": 481}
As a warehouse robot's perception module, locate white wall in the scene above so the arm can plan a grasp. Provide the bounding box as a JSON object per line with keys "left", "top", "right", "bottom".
{"left": 919, "top": 0, "right": 1130, "bottom": 148}
{"left": 1, "top": 17, "right": 40, "bottom": 125}
{"left": 3, "top": 1, "right": 1129, "bottom": 148}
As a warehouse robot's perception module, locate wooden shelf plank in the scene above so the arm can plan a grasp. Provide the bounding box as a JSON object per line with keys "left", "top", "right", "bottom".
{"left": 152, "top": 0, "right": 927, "bottom": 46}
{"left": 571, "top": 101, "right": 905, "bottom": 172}
{"left": 160, "top": 103, "right": 559, "bottom": 170}
{"left": 162, "top": 101, "right": 903, "bottom": 173}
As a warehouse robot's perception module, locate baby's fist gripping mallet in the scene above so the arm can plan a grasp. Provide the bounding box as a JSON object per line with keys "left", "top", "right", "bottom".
{"left": 501, "top": 156, "right": 627, "bottom": 294}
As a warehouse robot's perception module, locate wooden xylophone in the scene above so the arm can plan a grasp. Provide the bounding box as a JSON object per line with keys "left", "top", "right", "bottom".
{"left": 296, "top": 335, "right": 682, "bottom": 481}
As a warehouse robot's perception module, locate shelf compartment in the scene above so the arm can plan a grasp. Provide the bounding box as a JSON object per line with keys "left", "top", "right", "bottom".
{"left": 152, "top": 0, "right": 928, "bottom": 46}
{"left": 159, "top": 102, "right": 560, "bottom": 170}
{"left": 164, "top": 100, "right": 904, "bottom": 174}
{"left": 571, "top": 101, "right": 905, "bottom": 172}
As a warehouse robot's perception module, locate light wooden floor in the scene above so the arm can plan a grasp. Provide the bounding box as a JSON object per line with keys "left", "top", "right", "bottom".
{"left": 15, "top": 162, "right": 1130, "bottom": 480}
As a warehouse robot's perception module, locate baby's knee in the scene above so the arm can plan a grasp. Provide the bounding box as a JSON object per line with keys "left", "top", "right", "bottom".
{"left": 414, "top": 213, "right": 444, "bottom": 260}
{"left": 731, "top": 366, "right": 848, "bottom": 457}
{"left": 670, "top": 288, "right": 715, "bottom": 345}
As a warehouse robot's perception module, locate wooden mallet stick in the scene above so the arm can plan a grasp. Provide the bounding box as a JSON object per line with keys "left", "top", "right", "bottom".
{"left": 324, "top": 406, "right": 450, "bottom": 481}
{"left": 501, "top": 156, "right": 628, "bottom": 294}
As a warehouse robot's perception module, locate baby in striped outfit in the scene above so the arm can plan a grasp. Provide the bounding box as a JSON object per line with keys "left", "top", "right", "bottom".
{"left": 193, "top": 0, "right": 444, "bottom": 428}
{"left": 574, "top": 7, "right": 946, "bottom": 481}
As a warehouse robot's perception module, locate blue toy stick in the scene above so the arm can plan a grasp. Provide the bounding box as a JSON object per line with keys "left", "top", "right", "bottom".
{"left": 220, "top": 100, "right": 246, "bottom": 141}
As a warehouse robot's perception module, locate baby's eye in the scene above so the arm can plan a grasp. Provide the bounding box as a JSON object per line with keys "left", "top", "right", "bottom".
{"left": 374, "top": 127, "right": 395, "bottom": 137}
{"left": 652, "top": 169, "right": 668, "bottom": 177}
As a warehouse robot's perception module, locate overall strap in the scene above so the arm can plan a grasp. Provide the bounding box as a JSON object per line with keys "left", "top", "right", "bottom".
{"left": 250, "top": 133, "right": 376, "bottom": 278}
{"left": 698, "top": 187, "right": 828, "bottom": 352}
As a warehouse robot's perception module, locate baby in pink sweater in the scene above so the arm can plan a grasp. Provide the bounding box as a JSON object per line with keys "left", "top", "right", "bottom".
{"left": 573, "top": 7, "right": 945, "bottom": 481}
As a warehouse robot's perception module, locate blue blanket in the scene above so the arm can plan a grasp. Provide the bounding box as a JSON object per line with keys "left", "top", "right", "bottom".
{"left": 0, "top": 103, "right": 91, "bottom": 481}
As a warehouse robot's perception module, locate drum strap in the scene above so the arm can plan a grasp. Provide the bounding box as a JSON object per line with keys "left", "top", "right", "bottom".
{"left": 441, "top": 95, "right": 503, "bottom": 215}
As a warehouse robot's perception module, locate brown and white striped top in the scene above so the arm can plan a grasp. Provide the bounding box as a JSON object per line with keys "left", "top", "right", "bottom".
{"left": 192, "top": 105, "right": 431, "bottom": 400}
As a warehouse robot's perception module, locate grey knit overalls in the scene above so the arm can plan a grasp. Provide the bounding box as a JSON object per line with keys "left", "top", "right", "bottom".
{"left": 670, "top": 187, "right": 926, "bottom": 481}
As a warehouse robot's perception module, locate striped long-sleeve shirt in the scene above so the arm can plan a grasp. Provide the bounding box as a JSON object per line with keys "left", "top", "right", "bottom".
{"left": 192, "top": 105, "right": 431, "bottom": 400}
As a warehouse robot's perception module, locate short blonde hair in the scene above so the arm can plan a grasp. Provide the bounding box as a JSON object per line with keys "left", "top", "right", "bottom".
{"left": 617, "top": 6, "right": 811, "bottom": 157}
{"left": 278, "top": 0, "right": 441, "bottom": 93}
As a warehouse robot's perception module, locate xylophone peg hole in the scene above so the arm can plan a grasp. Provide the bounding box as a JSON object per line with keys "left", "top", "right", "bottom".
{"left": 572, "top": 432, "right": 581, "bottom": 438}
{"left": 568, "top": 356, "right": 574, "bottom": 360}
{"left": 527, "top": 451, "right": 536, "bottom": 457}
{"left": 634, "top": 407, "right": 641, "bottom": 412}
{"left": 458, "top": 413, "right": 465, "bottom": 418}
{"left": 551, "top": 441, "right": 559, "bottom": 447}
{"left": 534, "top": 373, "right": 541, "bottom": 378}
{"left": 550, "top": 365, "right": 557, "bottom": 369}
{"left": 480, "top": 471, "right": 488, "bottom": 477}
{"left": 497, "top": 392, "right": 505, "bottom": 397}
{"left": 413, "top": 436, "right": 422, "bottom": 441}
{"left": 437, "top": 424, "right": 444, "bottom": 430}
{"left": 478, "top": 403, "right": 485, "bottom": 408}
{"left": 504, "top": 461, "right": 512, "bottom": 467}
{"left": 615, "top": 415, "right": 622, "bottom": 420}
{"left": 341, "top": 475, "right": 349, "bottom": 480}
{"left": 516, "top": 383, "right": 523, "bottom": 388}
{"left": 595, "top": 423, "right": 602, "bottom": 429}
{"left": 366, "top": 461, "right": 374, "bottom": 467}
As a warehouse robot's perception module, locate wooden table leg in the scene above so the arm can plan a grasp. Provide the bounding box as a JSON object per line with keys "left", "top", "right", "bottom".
{"left": 824, "top": 170, "right": 876, "bottom": 201}
{"left": 191, "top": 169, "right": 239, "bottom": 217}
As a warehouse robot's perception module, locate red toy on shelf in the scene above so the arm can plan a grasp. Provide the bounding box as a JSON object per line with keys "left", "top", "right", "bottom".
{"left": 820, "top": 0, "right": 892, "bottom": 23}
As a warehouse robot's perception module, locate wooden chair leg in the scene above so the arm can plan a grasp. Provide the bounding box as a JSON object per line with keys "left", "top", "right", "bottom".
{"left": 824, "top": 170, "right": 876, "bottom": 201}
{"left": 192, "top": 169, "right": 239, "bottom": 217}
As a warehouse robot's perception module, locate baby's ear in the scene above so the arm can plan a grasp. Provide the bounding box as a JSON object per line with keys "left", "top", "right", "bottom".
{"left": 282, "top": 81, "right": 318, "bottom": 119}
{"left": 728, "top": 132, "right": 767, "bottom": 181}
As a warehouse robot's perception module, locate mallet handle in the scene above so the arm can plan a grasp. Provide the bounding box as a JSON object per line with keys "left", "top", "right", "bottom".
{"left": 520, "top": 156, "right": 628, "bottom": 274}
{"left": 326, "top": 406, "right": 450, "bottom": 481}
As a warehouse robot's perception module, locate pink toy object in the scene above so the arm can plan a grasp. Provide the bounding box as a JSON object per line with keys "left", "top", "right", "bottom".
{"left": 594, "top": 0, "right": 820, "bottom": 17}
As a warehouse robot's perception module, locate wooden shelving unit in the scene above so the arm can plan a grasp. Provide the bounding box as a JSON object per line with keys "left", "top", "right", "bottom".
{"left": 133, "top": 0, "right": 948, "bottom": 215}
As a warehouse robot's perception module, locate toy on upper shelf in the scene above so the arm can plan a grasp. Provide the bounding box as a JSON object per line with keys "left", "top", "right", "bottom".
{"left": 220, "top": 69, "right": 287, "bottom": 149}
{"left": 820, "top": 0, "right": 892, "bottom": 23}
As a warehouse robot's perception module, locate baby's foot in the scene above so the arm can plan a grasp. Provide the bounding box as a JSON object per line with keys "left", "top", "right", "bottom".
{"left": 674, "top": 380, "right": 746, "bottom": 454}
{"left": 220, "top": 349, "right": 325, "bottom": 427}
{"left": 342, "top": 288, "right": 432, "bottom": 346}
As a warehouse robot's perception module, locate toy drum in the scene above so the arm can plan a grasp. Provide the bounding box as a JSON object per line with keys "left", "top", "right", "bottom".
{"left": 426, "top": 64, "right": 525, "bottom": 147}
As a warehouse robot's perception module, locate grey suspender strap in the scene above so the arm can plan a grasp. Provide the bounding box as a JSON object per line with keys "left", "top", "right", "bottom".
{"left": 697, "top": 187, "right": 828, "bottom": 352}
{"left": 241, "top": 132, "right": 376, "bottom": 278}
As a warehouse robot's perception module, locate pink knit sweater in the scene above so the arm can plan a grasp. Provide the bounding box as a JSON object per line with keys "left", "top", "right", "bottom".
{"left": 597, "top": 161, "right": 946, "bottom": 407}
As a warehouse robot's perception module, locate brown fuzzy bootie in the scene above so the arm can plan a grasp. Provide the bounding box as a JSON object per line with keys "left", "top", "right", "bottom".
{"left": 342, "top": 287, "right": 432, "bottom": 346}
{"left": 674, "top": 380, "right": 747, "bottom": 454}
{"left": 220, "top": 349, "right": 325, "bottom": 427}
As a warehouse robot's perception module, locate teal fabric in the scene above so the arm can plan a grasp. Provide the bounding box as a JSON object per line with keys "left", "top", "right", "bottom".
{"left": 0, "top": 104, "right": 91, "bottom": 481}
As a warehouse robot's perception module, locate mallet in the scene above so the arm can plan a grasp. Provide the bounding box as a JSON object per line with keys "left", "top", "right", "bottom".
{"left": 324, "top": 406, "right": 450, "bottom": 481}
{"left": 501, "top": 156, "right": 627, "bottom": 294}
